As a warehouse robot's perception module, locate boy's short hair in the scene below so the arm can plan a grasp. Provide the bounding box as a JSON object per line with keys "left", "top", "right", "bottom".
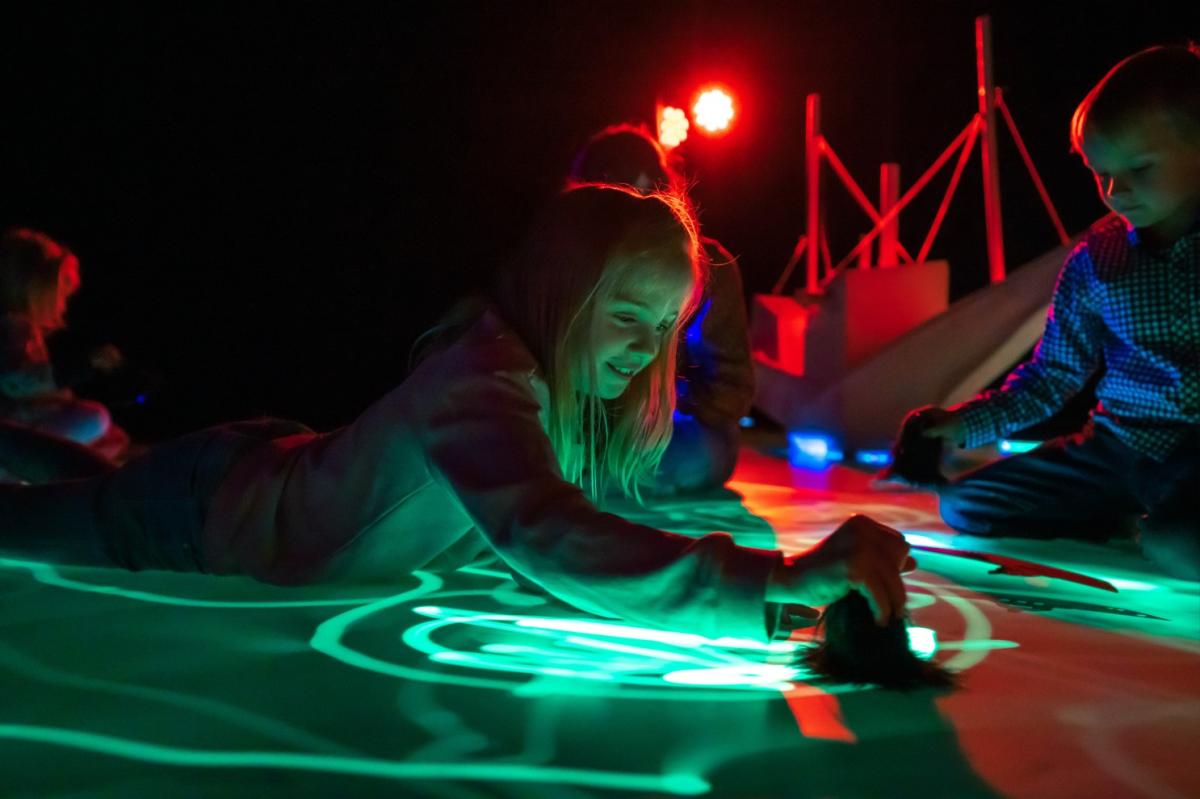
{"left": 1071, "top": 44, "right": 1200, "bottom": 153}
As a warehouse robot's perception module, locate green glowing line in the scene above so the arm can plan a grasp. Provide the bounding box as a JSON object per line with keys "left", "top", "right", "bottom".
{"left": 310, "top": 575, "right": 536, "bottom": 694}
{"left": 0, "top": 559, "right": 384, "bottom": 609}
{"left": 1100, "top": 578, "right": 1160, "bottom": 592}
{"left": 708, "top": 637, "right": 800, "bottom": 654}
{"left": 407, "top": 611, "right": 804, "bottom": 693}
{"left": 0, "top": 725, "right": 709, "bottom": 795}
{"left": 907, "top": 578, "right": 1000, "bottom": 671}
{"left": 431, "top": 651, "right": 617, "bottom": 682}
{"left": 319, "top": 599, "right": 848, "bottom": 701}
{"left": 562, "top": 635, "right": 706, "bottom": 664}
{"left": 938, "top": 640, "right": 1021, "bottom": 651}
{"left": 457, "top": 565, "right": 518, "bottom": 581}
{"left": 662, "top": 665, "right": 798, "bottom": 690}
{"left": 515, "top": 618, "right": 709, "bottom": 647}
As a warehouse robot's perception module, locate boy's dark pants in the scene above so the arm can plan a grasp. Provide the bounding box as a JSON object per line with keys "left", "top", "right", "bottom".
{"left": 937, "top": 424, "right": 1199, "bottom": 579}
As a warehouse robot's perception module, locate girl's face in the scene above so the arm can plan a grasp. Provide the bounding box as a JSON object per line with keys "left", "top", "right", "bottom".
{"left": 579, "top": 262, "right": 693, "bottom": 400}
{"left": 1081, "top": 110, "right": 1200, "bottom": 244}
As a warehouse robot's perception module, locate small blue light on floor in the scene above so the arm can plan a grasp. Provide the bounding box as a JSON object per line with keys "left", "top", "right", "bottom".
{"left": 854, "top": 449, "right": 892, "bottom": 466}
{"left": 999, "top": 439, "right": 1039, "bottom": 454}
{"left": 788, "top": 432, "right": 843, "bottom": 469}
{"left": 135, "top": 394, "right": 146, "bottom": 405}
{"left": 738, "top": 416, "right": 755, "bottom": 429}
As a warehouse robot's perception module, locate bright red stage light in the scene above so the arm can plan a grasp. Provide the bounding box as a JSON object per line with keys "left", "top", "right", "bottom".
{"left": 693, "top": 88, "right": 734, "bottom": 133}
{"left": 657, "top": 105, "right": 689, "bottom": 149}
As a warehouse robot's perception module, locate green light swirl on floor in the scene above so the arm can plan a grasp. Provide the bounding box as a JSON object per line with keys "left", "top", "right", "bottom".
{"left": 309, "top": 574, "right": 1001, "bottom": 703}
{"left": 313, "top": 589, "right": 843, "bottom": 702}
{"left": 0, "top": 725, "right": 709, "bottom": 795}
{"left": 0, "top": 558, "right": 386, "bottom": 609}
{"left": 405, "top": 606, "right": 811, "bottom": 693}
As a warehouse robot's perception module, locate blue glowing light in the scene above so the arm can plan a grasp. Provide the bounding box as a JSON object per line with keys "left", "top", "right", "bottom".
{"left": 854, "top": 449, "right": 892, "bottom": 466}
{"left": 788, "top": 433, "right": 844, "bottom": 469}
{"left": 738, "top": 416, "right": 755, "bottom": 429}
{"left": 135, "top": 394, "right": 146, "bottom": 405}
{"left": 999, "top": 439, "right": 1039, "bottom": 454}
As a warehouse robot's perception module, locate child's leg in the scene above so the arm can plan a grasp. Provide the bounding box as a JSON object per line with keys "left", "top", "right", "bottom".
{"left": 0, "top": 420, "right": 115, "bottom": 482}
{"left": 9, "top": 394, "right": 112, "bottom": 446}
{"left": 95, "top": 420, "right": 311, "bottom": 572}
{"left": 0, "top": 419, "right": 308, "bottom": 573}
{"left": 1138, "top": 441, "right": 1199, "bottom": 580}
{"left": 937, "top": 426, "right": 1144, "bottom": 540}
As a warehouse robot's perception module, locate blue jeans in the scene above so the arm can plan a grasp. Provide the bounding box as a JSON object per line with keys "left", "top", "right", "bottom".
{"left": 938, "top": 424, "right": 1199, "bottom": 579}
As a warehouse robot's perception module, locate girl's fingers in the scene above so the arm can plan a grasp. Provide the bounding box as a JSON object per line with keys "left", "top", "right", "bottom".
{"left": 782, "top": 603, "right": 821, "bottom": 628}
{"left": 855, "top": 575, "right": 893, "bottom": 627}
{"left": 875, "top": 564, "right": 908, "bottom": 623}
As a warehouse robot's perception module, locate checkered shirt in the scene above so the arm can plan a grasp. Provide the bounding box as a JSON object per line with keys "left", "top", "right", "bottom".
{"left": 955, "top": 213, "right": 1200, "bottom": 460}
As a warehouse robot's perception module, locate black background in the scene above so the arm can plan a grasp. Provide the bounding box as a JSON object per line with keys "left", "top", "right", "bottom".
{"left": 1, "top": 1, "right": 1193, "bottom": 438}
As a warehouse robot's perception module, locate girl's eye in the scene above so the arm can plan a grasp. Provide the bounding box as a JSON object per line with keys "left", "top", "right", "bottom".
{"left": 614, "top": 313, "right": 637, "bottom": 324}
{"left": 656, "top": 321, "right": 672, "bottom": 333}
{"left": 1131, "top": 164, "right": 1151, "bottom": 174}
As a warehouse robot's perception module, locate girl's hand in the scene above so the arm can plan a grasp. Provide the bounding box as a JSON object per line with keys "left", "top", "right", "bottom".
{"left": 767, "top": 515, "right": 916, "bottom": 626}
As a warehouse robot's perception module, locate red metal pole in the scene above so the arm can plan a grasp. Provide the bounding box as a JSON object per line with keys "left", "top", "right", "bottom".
{"left": 878, "top": 163, "right": 900, "bottom": 268}
{"left": 822, "top": 116, "right": 978, "bottom": 285}
{"left": 805, "top": 93, "right": 822, "bottom": 295}
{"left": 919, "top": 115, "right": 981, "bottom": 264}
{"left": 821, "top": 140, "right": 915, "bottom": 263}
{"left": 976, "top": 15, "right": 1006, "bottom": 283}
{"left": 772, "top": 236, "right": 807, "bottom": 295}
{"left": 996, "top": 89, "right": 1071, "bottom": 246}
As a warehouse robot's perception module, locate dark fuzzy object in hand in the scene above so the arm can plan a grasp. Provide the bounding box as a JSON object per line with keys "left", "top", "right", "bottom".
{"left": 878, "top": 406, "right": 947, "bottom": 488}
{"left": 802, "top": 591, "right": 956, "bottom": 690}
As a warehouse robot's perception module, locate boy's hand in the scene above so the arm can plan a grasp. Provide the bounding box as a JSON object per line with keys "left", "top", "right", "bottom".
{"left": 918, "top": 407, "right": 966, "bottom": 447}
{"left": 767, "top": 515, "right": 917, "bottom": 626}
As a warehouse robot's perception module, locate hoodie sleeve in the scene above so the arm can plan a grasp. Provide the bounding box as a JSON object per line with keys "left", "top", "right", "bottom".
{"left": 416, "top": 352, "right": 782, "bottom": 642}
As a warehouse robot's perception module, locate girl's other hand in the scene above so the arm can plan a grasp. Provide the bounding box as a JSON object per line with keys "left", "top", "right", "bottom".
{"left": 767, "top": 514, "right": 916, "bottom": 626}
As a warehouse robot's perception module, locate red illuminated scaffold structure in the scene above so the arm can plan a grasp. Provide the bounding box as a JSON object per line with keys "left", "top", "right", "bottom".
{"left": 751, "top": 15, "right": 1079, "bottom": 463}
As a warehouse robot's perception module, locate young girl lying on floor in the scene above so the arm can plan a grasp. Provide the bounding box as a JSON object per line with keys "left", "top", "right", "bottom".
{"left": 0, "top": 184, "right": 914, "bottom": 641}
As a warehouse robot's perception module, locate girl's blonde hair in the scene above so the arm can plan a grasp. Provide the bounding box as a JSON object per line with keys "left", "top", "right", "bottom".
{"left": 494, "top": 183, "right": 703, "bottom": 500}
{"left": 0, "top": 228, "right": 81, "bottom": 332}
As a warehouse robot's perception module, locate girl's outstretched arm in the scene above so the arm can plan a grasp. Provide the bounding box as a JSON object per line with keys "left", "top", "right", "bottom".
{"left": 419, "top": 362, "right": 783, "bottom": 642}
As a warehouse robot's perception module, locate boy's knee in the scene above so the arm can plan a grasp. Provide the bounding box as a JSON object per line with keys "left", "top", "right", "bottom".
{"left": 936, "top": 484, "right": 996, "bottom": 535}
{"left": 1140, "top": 515, "right": 1200, "bottom": 581}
